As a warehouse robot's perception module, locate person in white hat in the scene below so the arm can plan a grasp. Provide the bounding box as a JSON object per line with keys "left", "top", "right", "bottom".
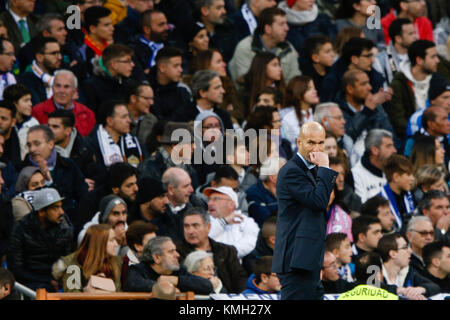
{"left": 203, "top": 186, "right": 259, "bottom": 259}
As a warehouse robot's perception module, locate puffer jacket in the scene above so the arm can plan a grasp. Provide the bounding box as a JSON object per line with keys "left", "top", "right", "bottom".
{"left": 7, "top": 211, "right": 73, "bottom": 291}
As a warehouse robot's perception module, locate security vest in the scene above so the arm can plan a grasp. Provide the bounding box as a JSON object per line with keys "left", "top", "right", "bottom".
{"left": 337, "top": 284, "right": 398, "bottom": 300}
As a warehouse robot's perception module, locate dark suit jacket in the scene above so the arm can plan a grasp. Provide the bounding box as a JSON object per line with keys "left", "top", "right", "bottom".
{"left": 0, "top": 11, "right": 39, "bottom": 54}
{"left": 272, "top": 154, "right": 337, "bottom": 274}
{"left": 17, "top": 71, "right": 47, "bottom": 105}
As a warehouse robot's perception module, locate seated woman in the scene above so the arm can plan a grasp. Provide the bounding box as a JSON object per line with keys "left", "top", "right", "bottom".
{"left": 411, "top": 135, "right": 448, "bottom": 181}
{"left": 54, "top": 224, "right": 122, "bottom": 293}
{"left": 412, "top": 165, "right": 449, "bottom": 204}
{"left": 280, "top": 75, "right": 319, "bottom": 151}
{"left": 11, "top": 166, "right": 45, "bottom": 222}
{"left": 183, "top": 250, "right": 225, "bottom": 293}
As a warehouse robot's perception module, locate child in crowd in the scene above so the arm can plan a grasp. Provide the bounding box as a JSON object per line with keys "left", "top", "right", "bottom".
{"left": 325, "top": 233, "right": 355, "bottom": 282}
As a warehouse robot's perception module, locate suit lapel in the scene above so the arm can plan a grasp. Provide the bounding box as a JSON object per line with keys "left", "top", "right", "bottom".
{"left": 292, "top": 154, "right": 316, "bottom": 186}
{"left": 3, "top": 12, "right": 22, "bottom": 48}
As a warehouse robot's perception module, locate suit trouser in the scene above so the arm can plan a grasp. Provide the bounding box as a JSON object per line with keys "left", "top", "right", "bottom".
{"left": 278, "top": 269, "right": 323, "bottom": 300}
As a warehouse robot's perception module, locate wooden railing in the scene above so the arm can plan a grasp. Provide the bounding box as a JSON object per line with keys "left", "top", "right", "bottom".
{"left": 35, "top": 289, "right": 195, "bottom": 300}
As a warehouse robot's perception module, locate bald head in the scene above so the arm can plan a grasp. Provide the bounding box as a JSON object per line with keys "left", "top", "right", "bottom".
{"left": 162, "top": 167, "right": 193, "bottom": 206}
{"left": 299, "top": 122, "right": 326, "bottom": 140}
{"left": 297, "top": 121, "right": 327, "bottom": 165}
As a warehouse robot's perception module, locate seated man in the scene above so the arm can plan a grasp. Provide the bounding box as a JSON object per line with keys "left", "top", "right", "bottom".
{"left": 360, "top": 195, "right": 396, "bottom": 234}
{"left": 7, "top": 188, "right": 73, "bottom": 291}
{"left": 379, "top": 154, "right": 415, "bottom": 232}
{"left": 0, "top": 37, "right": 17, "bottom": 100}
{"left": 31, "top": 69, "right": 96, "bottom": 137}
{"left": 421, "top": 241, "right": 450, "bottom": 293}
{"left": 17, "top": 36, "right": 62, "bottom": 105}
{"left": 176, "top": 207, "right": 248, "bottom": 293}
{"left": 325, "top": 233, "right": 354, "bottom": 282}
{"left": 85, "top": 99, "right": 145, "bottom": 182}
{"left": 320, "top": 251, "right": 355, "bottom": 294}
{"left": 378, "top": 233, "right": 440, "bottom": 299}
{"left": 23, "top": 125, "right": 88, "bottom": 222}
{"left": 416, "top": 190, "right": 450, "bottom": 241}
{"left": 246, "top": 156, "right": 286, "bottom": 227}
{"left": 205, "top": 186, "right": 259, "bottom": 259}
{"left": 405, "top": 216, "right": 435, "bottom": 277}
{"left": 242, "top": 256, "right": 281, "bottom": 296}
{"left": 351, "top": 215, "right": 383, "bottom": 262}
{"left": 124, "top": 236, "right": 215, "bottom": 294}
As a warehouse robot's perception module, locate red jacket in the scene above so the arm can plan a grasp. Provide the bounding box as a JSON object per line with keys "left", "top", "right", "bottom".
{"left": 381, "top": 9, "right": 434, "bottom": 45}
{"left": 32, "top": 98, "right": 96, "bottom": 137}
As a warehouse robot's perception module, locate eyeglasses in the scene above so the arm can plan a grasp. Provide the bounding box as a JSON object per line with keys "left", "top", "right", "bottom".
{"left": 412, "top": 230, "right": 434, "bottom": 237}
{"left": 43, "top": 51, "right": 62, "bottom": 56}
{"left": 360, "top": 53, "right": 374, "bottom": 59}
{"left": 137, "top": 95, "right": 154, "bottom": 102}
{"left": 329, "top": 115, "right": 344, "bottom": 121}
{"left": 1, "top": 52, "right": 15, "bottom": 57}
{"left": 396, "top": 245, "right": 409, "bottom": 251}
{"left": 210, "top": 196, "right": 230, "bottom": 202}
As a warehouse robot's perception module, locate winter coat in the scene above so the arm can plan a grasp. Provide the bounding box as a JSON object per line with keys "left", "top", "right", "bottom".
{"left": 32, "top": 98, "right": 96, "bottom": 137}
{"left": 7, "top": 211, "right": 73, "bottom": 291}
{"left": 242, "top": 274, "right": 280, "bottom": 296}
{"left": 176, "top": 237, "right": 248, "bottom": 293}
{"left": 124, "top": 261, "right": 214, "bottom": 294}
{"left": 242, "top": 232, "right": 273, "bottom": 276}
{"left": 246, "top": 180, "right": 278, "bottom": 228}
{"left": 17, "top": 71, "right": 48, "bottom": 105}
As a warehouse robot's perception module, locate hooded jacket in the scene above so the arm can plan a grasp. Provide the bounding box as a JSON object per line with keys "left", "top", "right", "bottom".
{"left": 279, "top": 2, "right": 337, "bottom": 55}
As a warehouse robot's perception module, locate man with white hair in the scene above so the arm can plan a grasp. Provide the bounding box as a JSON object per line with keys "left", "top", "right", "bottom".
{"left": 205, "top": 186, "right": 259, "bottom": 259}
{"left": 246, "top": 156, "right": 286, "bottom": 227}
{"left": 313, "top": 102, "right": 353, "bottom": 159}
{"left": 406, "top": 215, "right": 435, "bottom": 277}
{"left": 32, "top": 69, "right": 96, "bottom": 137}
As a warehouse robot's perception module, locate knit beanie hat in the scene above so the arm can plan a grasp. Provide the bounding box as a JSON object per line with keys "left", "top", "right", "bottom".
{"left": 135, "top": 177, "right": 167, "bottom": 205}
{"left": 428, "top": 74, "right": 450, "bottom": 102}
{"left": 99, "top": 195, "right": 127, "bottom": 223}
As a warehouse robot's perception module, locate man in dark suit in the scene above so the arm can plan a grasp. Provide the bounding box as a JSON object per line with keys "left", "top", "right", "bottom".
{"left": 273, "top": 121, "right": 337, "bottom": 300}
{"left": 0, "top": 0, "right": 39, "bottom": 53}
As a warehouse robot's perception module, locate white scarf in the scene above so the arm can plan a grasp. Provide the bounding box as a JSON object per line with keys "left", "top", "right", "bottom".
{"left": 278, "top": 1, "right": 319, "bottom": 25}
{"left": 97, "top": 124, "right": 124, "bottom": 167}
{"left": 241, "top": 3, "right": 257, "bottom": 35}
{"left": 55, "top": 128, "right": 78, "bottom": 158}
{"left": 31, "top": 60, "right": 54, "bottom": 99}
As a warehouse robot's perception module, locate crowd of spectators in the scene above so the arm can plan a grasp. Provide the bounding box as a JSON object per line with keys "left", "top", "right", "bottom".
{"left": 0, "top": 0, "right": 449, "bottom": 300}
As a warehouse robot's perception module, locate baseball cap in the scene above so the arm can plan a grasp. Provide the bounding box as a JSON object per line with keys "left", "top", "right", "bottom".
{"left": 32, "top": 188, "right": 65, "bottom": 211}
{"left": 203, "top": 186, "right": 239, "bottom": 208}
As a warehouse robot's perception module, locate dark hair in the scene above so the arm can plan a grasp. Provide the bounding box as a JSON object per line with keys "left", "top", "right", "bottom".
{"left": 244, "top": 106, "right": 278, "bottom": 131}
{"left": 325, "top": 232, "right": 349, "bottom": 252}
{"left": 360, "top": 195, "right": 390, "bottom": 217}
{"left": 48, "top": 109, "right": 76, "bottom": 128}
{"left": 84, "top": 6, "right": 111, "bottom": 32}
{"left": 391, "top": 0, "right": 407, "bottom": 13}
{"left": 126, "top": 221, "right": 158, "bottom": 252}
{"left": 334, "top": 27, "right": 363, "bottom": 56}
{"left": 417, "top": 190, "right": 448, "bottom": 214}
{"left": 189, "top": 48, "right": 221, "bottom": 74}
{"left": 32, "top": 36, "right": 59, "bottom": 56}
{"left": 0, "top": 268, "right": 15, "bottom": 288}
{"left": 0, "top": 100, "right": 17, "bottom": 118}
{"left": 256, "top": 87, "right": 284, "bottom": 106}
{"left": 422, "top": 240, "right": 449, "bottom": 268}
{"left": 140, "top": 9, "right": 165, "bottom": 28}
{"left": 422, "top": 106, "right": 444, "bottom": 131}
{"left": 382, "top": 154, "right": 413, "bottom": 182}
{"left": 410, "top": 135, "right": 441, "bottom": 173}
{"left": 125, "top": 80, "right": 152, "bottom": 104}
{"left": 97, "top": 99, "right": 127, "bottom": 126}
{"left": 213, "top": 165, "right": 239, "bottom": 183}
{"left": 304, "top": 34, "right": 332, "bottom": 60}
{"left": 352, "top": 215, "right": 381, "bottom": 243}
{"left": 284, "top": 75, "right": 314, "bottom": 124}
{"left": 145, "top": 119, "right": 167, "bottom": 154}
{"left": 255, "top": 7, "right": 286, "bottom": 35}
{"left": 3, "top": 83, "right": 31, "bottom": 104}
{"left": 342, "top": 69, "right": 365, "bottom": 92}
{"left": 408, "top": 40, "right": 436, "bottom": 67}
{"left": 253, "top": 256, "right": 273, "bottom": 284}
{"left": 183, "top": 206, "right": 210, "bottom": 225}
{"left": 155, "top": 46, "right": 183, "bottom": 67}
{"left": 106, "top": 162, "right": 138, "bottom": 191}
{"left": 261, "top": 216, "right": 277, "bottom": 240}
{"left": 335, "top": 0, "right": 361, "bottom": 19}
{"left": 102, "top": 43, "right": 134, "bottom": 67}
{"left": 388, "top": 18, "right": 413, "bottom": 45}
{"left": 341, "top": 37, "right": 375, "bottom": 66}
{"left": 376, "top": 233, "right": 403, "bottom": 262}
{"left": 354, "top": 252, "right": 382, "bottom": 283}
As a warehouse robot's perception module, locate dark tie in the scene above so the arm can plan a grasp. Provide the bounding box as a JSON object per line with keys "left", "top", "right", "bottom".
{"left": 310, "top": 166, "right": 318, "bottom": 178}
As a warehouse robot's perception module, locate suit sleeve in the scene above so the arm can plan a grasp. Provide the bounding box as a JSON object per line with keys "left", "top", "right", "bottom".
{"left": 283, "top": 166, "right": 337, "bottom": 212}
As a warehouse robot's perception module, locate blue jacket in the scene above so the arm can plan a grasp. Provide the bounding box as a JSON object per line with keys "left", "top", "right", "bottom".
{"left": 242, "top": 274, "right": 280, "bottom": 297}
{"left": 319, "top": 58, "right": 385, "bottom": 103}
{"left": 272, "top": 155, "right": 337, "bottom": 273}
{"left": 246, "top": 180, "right": 278, "bottom": 227}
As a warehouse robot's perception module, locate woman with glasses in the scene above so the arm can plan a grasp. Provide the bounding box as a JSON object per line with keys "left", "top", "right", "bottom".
{"left": 183, "top": 250, "right": 225, "bottom": 293}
